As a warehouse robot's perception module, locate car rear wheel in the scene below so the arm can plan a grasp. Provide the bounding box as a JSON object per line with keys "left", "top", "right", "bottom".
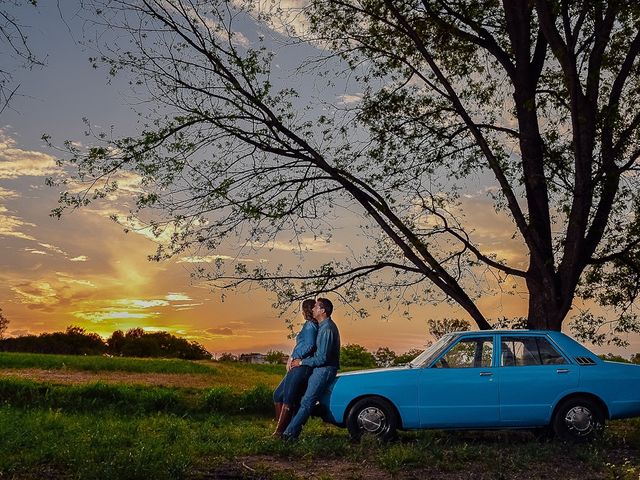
{"left": 552, "top": 396, "right": 604, "bottom": 442}
{"left": 346, "top": 397, "right": 398, "bottom": 442}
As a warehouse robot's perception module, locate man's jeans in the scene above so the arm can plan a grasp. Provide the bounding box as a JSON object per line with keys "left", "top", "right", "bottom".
{"left": 282, "top": 366, "right": 337, "bottom": 439}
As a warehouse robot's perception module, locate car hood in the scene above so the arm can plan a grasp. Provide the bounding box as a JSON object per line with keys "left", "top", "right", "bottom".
{"left": 337, "top": 366, "right": 409, "bottom": 377}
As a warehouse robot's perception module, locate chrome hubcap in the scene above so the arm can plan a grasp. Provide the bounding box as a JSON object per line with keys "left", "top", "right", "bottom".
{"left": 564, "top": 406, "right": 594, "bottom": 435}
{"left": 357, "top": 406, "right": 387, "bottom": 433}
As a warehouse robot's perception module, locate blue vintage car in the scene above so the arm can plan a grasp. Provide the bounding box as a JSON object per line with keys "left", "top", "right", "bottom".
{"left": 317, "top": 330, "right": 640, "bottom": 441}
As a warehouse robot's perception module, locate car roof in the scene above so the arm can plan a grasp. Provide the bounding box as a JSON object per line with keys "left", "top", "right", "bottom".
{"left": 450, "top": 329, "right": 560, "bottom": 336}
{"left": 449, "top": 329, "right": 597, "bottom": 358}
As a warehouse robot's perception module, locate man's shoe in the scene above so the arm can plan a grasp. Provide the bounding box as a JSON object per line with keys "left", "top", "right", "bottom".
{"left": 280, "top": 432, "right": 297, "bottom": 442}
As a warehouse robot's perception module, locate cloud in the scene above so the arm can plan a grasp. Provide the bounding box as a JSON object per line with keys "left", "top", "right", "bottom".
{"left": 158, "top": 0, "right": 251, "bottom": 47}
{"left": 269, "top": 237, "right": 344, "bottom": 254}
{"left": 173, "top": 303, "right": 203, "bottom": 311}
{"left": 24, "top": 241, "right": 90, "bottom": 263}
{"left": 97, "top": 294, "right": 198, "bottom": 312}
{"left": 0, "top": 131, "right": 60, "bottom": 179}
{"left": 105, "top": 170, "right": 145, "bottom": 198}
{"left": 206, "top": 327, "right": 234, "bottom": 335}
{"left": 114, "top": 299, "right": 170, "bottom": 309}
{"left": 165, "top": 293, "right": 191, "bottom": 301}
{"left": 9, "top": 329, "right": 31, "bottom": 337}
{"left": 72, "top": 310, "right": 159, "bottom": 323}
{"left": 238, "top": 0, "right": 309, "bottom": 37}
{"left": 24, "top": 248, "right": 48, "bottom": 255}
{"left": 178, "top": 254, "right": 255, "bottom": 263}
{"left": 38, "top": 242, "right": 67, "bottom": 255}
{"left": 9, "top": 275, "right": 96, "bottom": 313}
{"left": 0, "top": 186, "right": 19, "bottom": 199}
{"left": 114, "top": 215, "right": 194, "bottom": 245}
{"left": 65, "top": 169, "right": 144, "bottom": 202}
{"left": 336, "top": 93, "right": 363, "bottom": 105}
{"left": 11, "top": 282, "right": 58, "bottom": 307}
{"left": 0, "top": 205, "right": 36, "bottom": 240}
{"left": 56, "top": 274, "right": 96, "bottom": 288}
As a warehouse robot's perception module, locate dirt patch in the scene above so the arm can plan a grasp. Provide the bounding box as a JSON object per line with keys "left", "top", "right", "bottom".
{"left": 189, "top": 456, "right": 395, "bottom": 479}
{"left": 0, "top": 368, "right": 222, "bottom": 389}
{"left": 188, "top": 455, "right": 608, "bottom": 480}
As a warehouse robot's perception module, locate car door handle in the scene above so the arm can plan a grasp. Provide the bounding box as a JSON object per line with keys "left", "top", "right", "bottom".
{"left": 479, "top": 371, "right": 493, "bottom": 376}
{"left": 556, "top": 368, "right": 570, "bottom": 374}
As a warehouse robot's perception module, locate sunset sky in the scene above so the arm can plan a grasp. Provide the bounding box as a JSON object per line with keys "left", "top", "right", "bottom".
{"left": 1, "top": 2, "right": 638, "bottom": 357}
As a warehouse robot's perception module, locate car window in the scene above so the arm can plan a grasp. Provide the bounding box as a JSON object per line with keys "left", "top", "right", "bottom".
{"left": 409, "top": 334, "right": 453, "bottom": 367}
{"left": 432, "top": 337, "right": 493, "bottom": 368}
{"left": 501, "top": 336, "right": 567, "bottom": 367}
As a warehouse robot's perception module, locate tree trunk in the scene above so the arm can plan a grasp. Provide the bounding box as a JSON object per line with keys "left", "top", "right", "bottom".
{"left": 526, "top": 273, "right": 567, "bottom": 331}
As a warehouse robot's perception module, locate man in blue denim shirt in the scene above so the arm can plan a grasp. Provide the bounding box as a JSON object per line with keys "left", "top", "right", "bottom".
{"left": 283, "top": 297, "right": 340, "bottom": 439}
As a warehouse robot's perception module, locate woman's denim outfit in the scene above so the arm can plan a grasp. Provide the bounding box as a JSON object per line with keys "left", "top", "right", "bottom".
{"left": 273, "top": 320, "right": 318, "bottom": 406}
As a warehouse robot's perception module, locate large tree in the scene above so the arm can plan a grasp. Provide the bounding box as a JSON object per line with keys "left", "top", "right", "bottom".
{"left": 53, "top": 1, "right": 640, "bottom": 344}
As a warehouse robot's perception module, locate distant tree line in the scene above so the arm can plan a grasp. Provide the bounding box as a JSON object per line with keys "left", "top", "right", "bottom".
{"left": 599, "top": 353, "right": 640, "bottom": 365}
{"left": 216, "top": 315, "right": 640, "bottom": 368}
{"left": 0, "top": 326, "right": 210, "bottom": 360}
{"left": 217, "top": 344, "right": 425, "bottom": 368}
{"left": 340, "top": 344, "right": 424, "bottom": 368}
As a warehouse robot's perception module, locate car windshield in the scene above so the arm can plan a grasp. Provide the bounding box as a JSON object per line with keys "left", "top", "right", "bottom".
{"left": 408, "top": 333, "right": 456, "bottom": 368}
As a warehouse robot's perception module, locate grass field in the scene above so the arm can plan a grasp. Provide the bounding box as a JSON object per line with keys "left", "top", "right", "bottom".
{"left": 0, "top": 352, "right": 218, "bottom": 374}
{"left": 0, "top": 352, "right": 639, "bottom": 480}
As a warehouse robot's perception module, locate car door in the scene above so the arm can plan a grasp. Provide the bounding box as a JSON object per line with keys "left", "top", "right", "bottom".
{"left": 417, "top": 335, "right": 499, "bottom": 428}
{"left": 498, "top": 334, "right": 578, "bottom": 426}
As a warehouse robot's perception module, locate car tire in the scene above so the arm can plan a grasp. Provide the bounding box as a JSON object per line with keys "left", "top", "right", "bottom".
{"left": 552, "top": 396, "right": 605, "bottom": 442}
{"left": 346, "top": 397, "right": 398, "bottom": 442}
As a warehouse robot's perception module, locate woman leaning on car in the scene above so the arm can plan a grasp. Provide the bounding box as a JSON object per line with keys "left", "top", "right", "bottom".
{"left": 271, "top": 299, "right": 318, "bottom": 436}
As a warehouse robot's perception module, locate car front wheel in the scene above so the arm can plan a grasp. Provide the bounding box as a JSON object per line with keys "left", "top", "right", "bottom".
{"left": 552, "top": 396, "right": 605, "bottom": 442}
{"left": 346, "top": 397, "right": 398, "bottom": 442}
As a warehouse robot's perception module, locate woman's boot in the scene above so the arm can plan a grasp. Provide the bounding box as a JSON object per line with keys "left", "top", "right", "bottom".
{"left": 274, "top": 402, "right": 283, "bottom": 420}
{"left": 272, "top": 404, "right": 293, "bottom": 437}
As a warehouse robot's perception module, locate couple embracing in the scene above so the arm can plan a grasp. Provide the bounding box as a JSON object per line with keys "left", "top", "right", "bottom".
{"left": 272, "top": 298, "right": 340, "bottom": 440}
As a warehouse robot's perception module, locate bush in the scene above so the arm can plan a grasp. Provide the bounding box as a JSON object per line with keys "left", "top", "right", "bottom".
{"left": 203, "top": 386, "right": 237, "bottom": 412}
{"left": 340, "top": 344, "right": 376, "bottom": 368}
{"left": 394, "top": 348, "right": 423, "bottom": 365}
{"left": 239, "top": 384, "right": 272, "bottom": 414}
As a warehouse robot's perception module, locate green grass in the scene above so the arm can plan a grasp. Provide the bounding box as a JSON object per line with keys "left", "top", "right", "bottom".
{"left": 0, "top": 351, "right": 217, "bottom": 374}
{"left": 222, "top": 362, "right": 287, "bottom": 375}
{"left": 0, "top": 407, "right": 195, "bottom": 480}
{"left": 1, "top": 356, "right": 639, "bottom": 479}
{"left": 1, "top": 406, "right": 638, "bottom": 480}
{"left": 206, "top": 361, "right": 285, "bottom": 388}
{"left": 0, "top": 351, "right": 218, "bottom": 374}
{"left": 0, "top": 378, "right": 274, "bottom": 416}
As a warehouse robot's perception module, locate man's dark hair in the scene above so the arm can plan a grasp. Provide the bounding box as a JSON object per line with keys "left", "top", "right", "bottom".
{"left": 316, "top": 297, "right": 333, "bottom": 316}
